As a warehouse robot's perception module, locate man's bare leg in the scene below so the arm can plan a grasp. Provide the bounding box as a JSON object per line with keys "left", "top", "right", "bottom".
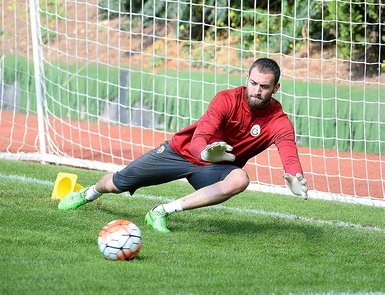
{"left": 179, "top": 168, "right": 249, "bottom": 210}
{"left": 145, "top": 168, "right": 250, "bottom": 232}
{"left": 94, "top": 173, "right": 122, "bottom": 194}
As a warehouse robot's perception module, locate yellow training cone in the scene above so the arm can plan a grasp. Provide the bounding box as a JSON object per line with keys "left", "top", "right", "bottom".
{"left": 51, "top": 172, "right": 84, "bottom": 200}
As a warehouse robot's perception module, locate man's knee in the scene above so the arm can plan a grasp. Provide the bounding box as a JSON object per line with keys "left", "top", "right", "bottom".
{"left": 223, "top": 169, "right": 249, "bottom": 195}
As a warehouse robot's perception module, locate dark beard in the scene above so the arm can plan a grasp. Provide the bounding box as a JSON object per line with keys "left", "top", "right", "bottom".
{"left": 247, "top": 95, "right": 270, "bottom": 111}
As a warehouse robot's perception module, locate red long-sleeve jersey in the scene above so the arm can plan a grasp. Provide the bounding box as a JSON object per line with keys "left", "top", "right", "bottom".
{"left": 169, "top": 86, "right": 303, "bottom": 175}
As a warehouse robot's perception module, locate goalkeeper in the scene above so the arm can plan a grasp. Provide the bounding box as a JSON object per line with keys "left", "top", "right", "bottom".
{"left": 58, "top": 58, "right": 308, "bottom": 233}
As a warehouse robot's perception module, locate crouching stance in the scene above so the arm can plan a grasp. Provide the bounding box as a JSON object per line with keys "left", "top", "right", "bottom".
{"left": 58, "top": 58, "right": 308, "bottom": 233}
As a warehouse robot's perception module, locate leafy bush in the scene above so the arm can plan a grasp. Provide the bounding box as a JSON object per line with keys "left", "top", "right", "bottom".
{"left": 309, "top": 0, "right": 384, "bottom": 77}
{"left": 98, "top": 0, "right": 384, "bottom": 76}
{"left": 99, "top": 0, "right": 142, "bottom": 19}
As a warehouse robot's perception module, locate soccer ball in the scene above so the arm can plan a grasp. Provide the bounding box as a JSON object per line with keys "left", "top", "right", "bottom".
{"left": 97, "top": 219, "right": 142, "bottom": 261}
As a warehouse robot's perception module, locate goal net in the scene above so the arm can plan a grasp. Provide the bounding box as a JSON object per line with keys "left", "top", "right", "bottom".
{"left": 1, "top": 0, "right": 384, "bottom": 205}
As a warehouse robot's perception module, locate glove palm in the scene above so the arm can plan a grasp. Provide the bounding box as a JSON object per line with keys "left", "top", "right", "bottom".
{"left": 283, "top": 172, "right": 308, "bottom": 199}
{"left": 201, "top": 141, "right": 235, "bottom": 162}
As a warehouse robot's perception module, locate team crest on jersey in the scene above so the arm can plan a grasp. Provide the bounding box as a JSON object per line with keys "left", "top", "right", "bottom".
{"left": 250, "top": 124, "right": 261, "bottom": 137}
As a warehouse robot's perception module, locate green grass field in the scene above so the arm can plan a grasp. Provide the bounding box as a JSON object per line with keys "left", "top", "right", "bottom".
{"left": 1, "top": 159, "right": 385, "bottom": 294}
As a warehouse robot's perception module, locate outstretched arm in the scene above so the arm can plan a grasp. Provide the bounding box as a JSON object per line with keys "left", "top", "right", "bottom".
{"left": 275, "top": 124, "right": 308, "bottom": 199}
{"left": 188, "top": 93, "right": 231, "bottom": 160}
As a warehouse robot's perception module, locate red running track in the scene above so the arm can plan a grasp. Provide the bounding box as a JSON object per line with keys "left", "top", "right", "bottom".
{"left": 1, "top": 111, "right": 384, "bottom": 199}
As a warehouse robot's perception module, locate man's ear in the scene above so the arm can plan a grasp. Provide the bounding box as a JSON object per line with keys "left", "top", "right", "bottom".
{"left": 273, "top": 82, "right": 280, "bottom": 94}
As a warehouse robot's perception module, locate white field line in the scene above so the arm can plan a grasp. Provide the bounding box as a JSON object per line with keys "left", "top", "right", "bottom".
{"left": 1, "top": 172, "right": 385, "bottom": 233}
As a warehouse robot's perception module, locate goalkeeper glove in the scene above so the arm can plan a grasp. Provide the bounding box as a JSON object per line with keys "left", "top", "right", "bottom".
{"left": 283, "top": 172, "right": 308, "bottom": 199}
{"left": 201, "top": 141, "right": 236, "bottom": 163}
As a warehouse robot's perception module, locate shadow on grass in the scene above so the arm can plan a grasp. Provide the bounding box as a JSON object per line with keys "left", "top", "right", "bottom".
{"left": 89, "top": 196, "right": 324, "bottom": 242}
{"left": 170, "top": 212, "right": 324, "bottom": 242}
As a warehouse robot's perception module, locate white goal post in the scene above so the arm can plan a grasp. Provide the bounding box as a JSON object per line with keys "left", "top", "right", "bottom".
{"left": 0, "top": 0, "right": 384, "bottom": 205}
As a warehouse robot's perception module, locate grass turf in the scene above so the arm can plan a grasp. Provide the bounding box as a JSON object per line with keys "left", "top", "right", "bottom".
{"left": 1, "top": 159, "right": 385, "bottom": 294}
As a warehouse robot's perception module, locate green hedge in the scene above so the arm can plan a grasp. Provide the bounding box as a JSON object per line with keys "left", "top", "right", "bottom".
{"left": 279, "top": 80, "right": 385, "bottom": 154}
{"left": 3, "top": 55, "right": 384, "bottom": 154}
{"left": 98, "top": 0, "right": 384, "bottom": 73}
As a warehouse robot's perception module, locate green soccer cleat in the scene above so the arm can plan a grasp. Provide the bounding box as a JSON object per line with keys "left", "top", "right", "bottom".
{"left": 145, "top": 207, "right": 170, "bottom": 233}
{"left": 58, "top": 188, "right": 89, "bottom": 211}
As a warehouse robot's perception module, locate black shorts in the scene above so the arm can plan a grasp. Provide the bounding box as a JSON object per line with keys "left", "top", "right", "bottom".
{"left": 113, "top": 142, "right": 238, "bottom": 195}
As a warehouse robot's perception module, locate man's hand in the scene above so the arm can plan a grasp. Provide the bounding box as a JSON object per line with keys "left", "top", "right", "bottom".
{"left": 201, "top": 141, "right": 236, "bottom": 163}
{"left": 283, "top": 172, "right": 308, "bottom": 199}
